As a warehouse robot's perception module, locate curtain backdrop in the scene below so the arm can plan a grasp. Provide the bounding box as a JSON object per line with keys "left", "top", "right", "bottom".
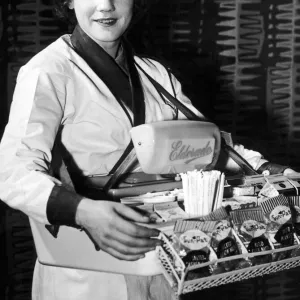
{"left": 1, "top": 0, "right": 300, "bottom": 299}
{"left": 138, "top": 0, "right": 300, "bottom": 170}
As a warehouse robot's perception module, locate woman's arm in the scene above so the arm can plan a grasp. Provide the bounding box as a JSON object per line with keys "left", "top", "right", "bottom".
{"left": 0, "top": 66, "right": 73, "bottom": 224}
{"left": 0, "top": 65, "right": 161, "bottom": 260}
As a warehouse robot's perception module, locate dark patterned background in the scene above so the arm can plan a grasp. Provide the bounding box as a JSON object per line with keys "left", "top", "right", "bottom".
{"left": 1, "top": 0, "right": 300, "bottom": 299}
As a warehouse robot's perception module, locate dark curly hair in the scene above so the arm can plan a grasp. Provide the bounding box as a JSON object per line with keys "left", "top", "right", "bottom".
{"left": 53, "top": 0, "right": 152, "bottom": 27}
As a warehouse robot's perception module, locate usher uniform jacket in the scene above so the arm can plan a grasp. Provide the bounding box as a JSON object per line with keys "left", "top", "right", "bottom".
{"left": 0, "top": 26, "right": 267, "bottom": 300}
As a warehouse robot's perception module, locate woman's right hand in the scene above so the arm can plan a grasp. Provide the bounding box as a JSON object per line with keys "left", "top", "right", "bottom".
{"left": 75, "top": 199, "right": 162, "bottom": 261}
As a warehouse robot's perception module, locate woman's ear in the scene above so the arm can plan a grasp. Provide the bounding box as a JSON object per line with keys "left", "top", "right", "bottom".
{"left": 68, "top": 0, "right": 74, "bottom": 9}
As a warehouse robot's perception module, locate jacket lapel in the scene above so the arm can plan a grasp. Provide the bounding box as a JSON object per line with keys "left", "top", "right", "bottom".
{"left": 70, "top": 25, "right": 145, "bottom": 127}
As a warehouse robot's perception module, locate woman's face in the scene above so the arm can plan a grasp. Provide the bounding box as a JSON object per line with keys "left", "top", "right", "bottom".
{"left": 70, "top": 0, "right": 134, "bottom": 48}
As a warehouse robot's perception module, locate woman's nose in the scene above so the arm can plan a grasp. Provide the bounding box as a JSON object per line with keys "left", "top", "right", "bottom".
{"left": 96, "top": 0, "right": 115, "bottom": 12}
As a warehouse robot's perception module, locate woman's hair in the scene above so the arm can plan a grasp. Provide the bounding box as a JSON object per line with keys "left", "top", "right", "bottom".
{"left": 54, "top": 0, "right": 75, "bottom": 25}
{"left": 53, "top": 0, "right": 152, "bottom": 26}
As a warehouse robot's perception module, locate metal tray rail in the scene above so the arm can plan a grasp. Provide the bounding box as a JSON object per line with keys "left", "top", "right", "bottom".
{"left": 156, "top": 232, "right": 300, "bottom": 295}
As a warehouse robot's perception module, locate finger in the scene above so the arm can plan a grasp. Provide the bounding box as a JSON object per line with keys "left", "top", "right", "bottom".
{"left": 130, "top": 207, "right": 159, "bottom": 223}
{"left": 130, "top": 206, "right": 151, "bottom": 217}
{"left": 137, "top": 210, "right": 161, "bottom": 224}
{"left": 103, "top": 246, "right": 147, "bottom": 261}
{"left": 115, "top": 204, "right": 152, "bottom": 223}
{"left": 113, "top": 216, "right": 161, "bottom": 238}
{"left": 285, "top": 171, "right": 300, "bottom": 180}
{"left": 106, "top": 229, "right": 161, "bottom": 248}
{"left": 147, "top": 212, "right": 161, "bottom": 223}
{"left": 101, "top": 239, "right": 156, "bottom": 256}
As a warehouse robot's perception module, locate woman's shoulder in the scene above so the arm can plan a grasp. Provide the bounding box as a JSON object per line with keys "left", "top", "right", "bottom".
{"left": 22, "top": 34, "right": 74, "bottom": 76}
{"left": 134, "top": 55, "right": 172, "bottom": 78}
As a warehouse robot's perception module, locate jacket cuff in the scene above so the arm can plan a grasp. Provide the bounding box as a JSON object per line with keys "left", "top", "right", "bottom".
{"left": 257, "top": 162, "right": 290, "bottom": 175}
{"left": 46, "top": 185, "right": 83, "bottom": 227}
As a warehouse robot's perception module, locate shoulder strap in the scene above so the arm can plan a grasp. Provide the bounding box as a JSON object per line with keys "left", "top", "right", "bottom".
{"left": 103, "top": 41, "right": 147, "bottom": 193}
{"left": 135, "top": 61, "right": 203, "bottom": 121}
{"left": 104, "top": 62, "right": 211, "bottom": 194}
{"left": 70, "top": 29, "right": 147, "bottom": 192}
{"left": 106, "top": 61, "right": 258, "bottom": 191}
{"left": 136, "top": 61, "right": 258, "bottom": 176}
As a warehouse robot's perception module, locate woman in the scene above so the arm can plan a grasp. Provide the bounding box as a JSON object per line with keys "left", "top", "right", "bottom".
{"left": 0, "top": 0, "right": 298, "bottom": 299}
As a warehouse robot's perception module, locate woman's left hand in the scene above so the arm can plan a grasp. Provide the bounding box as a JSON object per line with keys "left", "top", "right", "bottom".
{"left": 283, "top": 168, "right": 300, "bottom": 179}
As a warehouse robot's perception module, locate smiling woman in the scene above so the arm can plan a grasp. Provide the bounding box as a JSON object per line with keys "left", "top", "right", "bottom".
{"left": 0, "top": 0, "right": 193, "bottom": 298}
{"left": 1, "top": 0, "right": 299, "bottom": 300}
{"left": 54, "top": 0, "right": 151, "bottom": 27}
{"left": 69, "top": 0, "right": 134, "bottom": 56}
{"left": 54, "top": 0, "right": 151, "bottom": 57}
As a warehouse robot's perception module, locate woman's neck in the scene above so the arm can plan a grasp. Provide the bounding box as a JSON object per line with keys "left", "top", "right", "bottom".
{"left": 99, "top": 41, "right": 121, "bottom": 58}
{"left": 77, "top": 25, "right": 121, "bottom": 58}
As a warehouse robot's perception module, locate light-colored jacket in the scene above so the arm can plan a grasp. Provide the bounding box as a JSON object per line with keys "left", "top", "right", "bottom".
{"left": 0, "top": 35, "right": 266, "bottom": 300}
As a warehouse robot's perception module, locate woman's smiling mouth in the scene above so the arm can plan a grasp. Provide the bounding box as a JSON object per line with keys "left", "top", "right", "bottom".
{"left": 95, "top": 18, "right": 117, "bottom": 26}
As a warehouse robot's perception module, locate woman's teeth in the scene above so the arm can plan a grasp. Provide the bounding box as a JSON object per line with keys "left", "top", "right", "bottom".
{"left": 97, "top": 19, "right": 116, "bottom": 25}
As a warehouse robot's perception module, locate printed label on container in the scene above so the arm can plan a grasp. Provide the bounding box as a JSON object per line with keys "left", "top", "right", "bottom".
{"left": 270, "top": 205, "right": 291, "bottom": 225}
{"left": 217, "top": 237, "right": 239, "bottom": 258}
{"left": 274, "top": 223, "right": 294, "bottom": 246}
{"left": 247, "top": 236, "right": 272, "bottom": 253}
{"left": 212, "top": 220, "right": 231, "bottom": 242}
{"left": 182, "top": 250, "right": 209, "bottom": 267}
{"left": 241, "top": 220, "right": 267, "bottom": 238}
{"left": 179, "top": 229, "right": 210, "bottom": 251}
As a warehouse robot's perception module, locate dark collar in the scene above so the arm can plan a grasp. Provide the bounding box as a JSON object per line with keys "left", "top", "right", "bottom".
{"left": 70, "top": 25, "right": 145, "bottom": 127}
{"left": 71, "top": 25, "right": 128, "bottom": 76}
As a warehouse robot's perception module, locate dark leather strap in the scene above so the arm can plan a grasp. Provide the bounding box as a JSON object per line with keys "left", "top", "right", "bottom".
{"left": 135, "top": 62, "right": 204, "bottom": 121}
{"left": 103, "top": 146, "right": 137, "bottom": 193}
{"left": 221, "top": 141, "right": 258, "bottom": 176}
{"left": 70, "top": 27, "right": 146, "bottom": 192}
{"left": 104, "top": 60, "right": 205, "bottom": 193}
{"left": 122, "top": 39, "right": 145, "bottom": 128}
{"left": 103, "top": 41, "right": 147, "bottom": 193}
{"left": 136, "top": 60, "right": 258, "bottom": 176}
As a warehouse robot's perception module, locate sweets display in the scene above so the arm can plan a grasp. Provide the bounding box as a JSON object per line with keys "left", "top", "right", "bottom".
{"left": 172, "top": 220, "right": 218, "bottom": 279}
{"left": 258, "top": 194, "right": 297, "bottom": 261}
{"left": 157, "top": 172, "right": 300, "bottom": 286}
{"left": 154, "top": 202, "right": 188, "bottom": 222}
{"left": 222, "top": 196, "right": 257, "bottom": 211}
{"left": 288, "top": 196, "right": 300, "bottom": 237}
{"left": 171, "top": 212, "right": 250, "bottom": 279}
{"left": 230, "top": 207, "right": 273, "bottom": 265}
{"left": 210, "top": 219, "right": 251, "bottom": 273}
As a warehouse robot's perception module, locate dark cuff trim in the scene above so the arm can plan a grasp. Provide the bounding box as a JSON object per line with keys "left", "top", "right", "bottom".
{"left": 257, "top": 162, "right": 290, "bottom": 175}
{"left": 46, "top": 185, "right": 83, "bottom": 227}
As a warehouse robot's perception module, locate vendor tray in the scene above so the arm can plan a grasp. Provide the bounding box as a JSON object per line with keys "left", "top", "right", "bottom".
{"left": 156, "top": 232, "right": 300, "bottom": 296}
{"left": 29, "top": 218, "right": 174, "bottom": 276}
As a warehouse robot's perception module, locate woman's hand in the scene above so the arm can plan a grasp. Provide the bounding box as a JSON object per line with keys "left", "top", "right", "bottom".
{"left": 75, "top": 199, "right": 162, "bottom": 261}
{"left": 283, "top": 168, "right": 300, "bottom": 180}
